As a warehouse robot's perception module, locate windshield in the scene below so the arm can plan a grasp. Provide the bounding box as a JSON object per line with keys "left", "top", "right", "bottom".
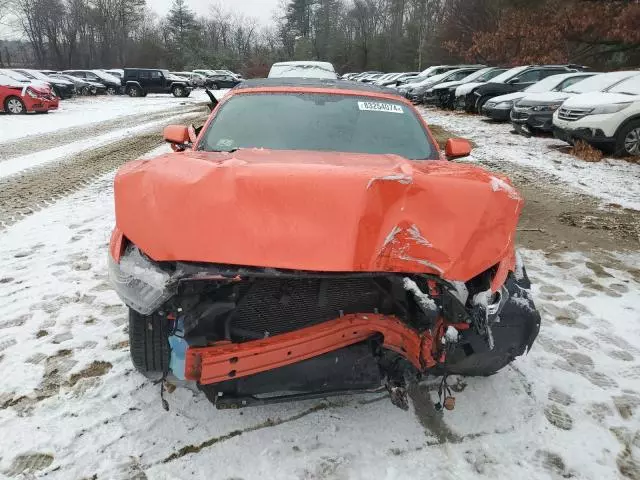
{"left": 490, "top": 66, "right": 530, "bottom": 84}
{"left": 0, "top": 72, "right": 21, "bottom": 85}
{"left": 606, "top": 74, "right": 640, "bottom": 95}
{"left": 1, "top": 70, "right": 30, "bottom": 82}
{"left": 24, "top": 70, "right": 49, "bottom": 81}
{"left": 476, "top": 68, "right": 507, "bottom": 82}
{"left": 564, "top": 71, "right": 637, "bottom": 93}
{"left": 524, "top": 74, "right": 570, "bottom": 93}
{"left": 199, "top": 93, "right": 437, "bottom": 160}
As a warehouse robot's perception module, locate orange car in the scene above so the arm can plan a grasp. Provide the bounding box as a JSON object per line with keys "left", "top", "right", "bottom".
{"left": 109, "top": 79, "right": 540, "bottom": 410}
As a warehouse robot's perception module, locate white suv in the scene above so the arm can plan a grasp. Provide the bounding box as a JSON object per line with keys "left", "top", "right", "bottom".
{"left": 553, "top": 73, "right": 640, "bottom": 156}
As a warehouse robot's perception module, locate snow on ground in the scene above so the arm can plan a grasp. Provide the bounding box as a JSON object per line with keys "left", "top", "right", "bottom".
{"left": 0, "top": 106, "right": 638, "bottom": 479}
{"left": 0, "top": 112, "right": 202, "bottom": 179}
{"left": 419, "top": 108, "right": 640, "bottom": 211}
{"left": 0, "top": 89, "right": 223, "bottom": 144}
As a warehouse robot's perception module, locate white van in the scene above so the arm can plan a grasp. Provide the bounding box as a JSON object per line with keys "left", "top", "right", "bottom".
{"left": 268, "top": 61, "right": 337, "bottom": 79}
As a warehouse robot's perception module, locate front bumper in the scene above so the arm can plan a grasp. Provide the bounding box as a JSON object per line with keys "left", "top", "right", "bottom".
{"left": 510, "top": 107, "right": 554, "bottom": 132}
{"left": 552, "top": 125, "right": 616, "bottom": 148}
{"left": 179, "top": 271, "right": 540, "bottom": 386}
{"left": 482, "top": 105, "right": 512, "bottom": 121}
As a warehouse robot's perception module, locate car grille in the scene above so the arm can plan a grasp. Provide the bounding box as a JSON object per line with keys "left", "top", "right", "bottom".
{"left": 558, "top": 107, "right": 591, "bottom": 121}
{"left": 511, "top": 109, "right": 529, "bottom": 120}
{"left": 230, "top": 278, "right": 386, "bottom": 339}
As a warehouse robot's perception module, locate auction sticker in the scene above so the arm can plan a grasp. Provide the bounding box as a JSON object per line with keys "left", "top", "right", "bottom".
{"left": 357, "top": 101, "right": 404, "bottom": 114}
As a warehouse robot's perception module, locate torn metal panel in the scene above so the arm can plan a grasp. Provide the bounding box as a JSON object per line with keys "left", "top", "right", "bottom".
{"left": 115, "top": 149, "right": 523, "bottom": 282}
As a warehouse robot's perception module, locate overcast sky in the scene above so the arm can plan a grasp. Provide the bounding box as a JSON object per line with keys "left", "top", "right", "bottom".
{"left": 150, "top": 0, "right": 282, "bottom": 24}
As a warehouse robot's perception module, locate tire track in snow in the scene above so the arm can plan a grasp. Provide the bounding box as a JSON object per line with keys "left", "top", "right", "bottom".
{"left": 0, "top": 105, "right": 205, "bottom": 161}
{"left": 0, "top": 111, "right": 205, "bottom": 229}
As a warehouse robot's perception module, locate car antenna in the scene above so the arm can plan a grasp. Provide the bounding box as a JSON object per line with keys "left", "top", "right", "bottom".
{"left": 205, "top": 88, "right": 218, "bottom": 111}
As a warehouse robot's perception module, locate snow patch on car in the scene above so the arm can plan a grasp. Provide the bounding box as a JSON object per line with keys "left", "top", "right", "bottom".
{"left": 403, "top": 277, "right": 437, "bottom": 311}
{"left": 490, "top": 176, "right": 521, "bottom": 200}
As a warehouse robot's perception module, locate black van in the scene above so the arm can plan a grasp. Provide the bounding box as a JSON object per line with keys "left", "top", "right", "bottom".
{"left": 123, "top": 68, "right": 192, "bottom": 97}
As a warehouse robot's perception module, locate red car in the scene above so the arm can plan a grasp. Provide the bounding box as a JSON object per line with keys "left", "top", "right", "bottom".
{"left": 109, "top": 79, "right": 540, "bottom": 411}
{"left": 0, "top": 72, "right": 59, "bottom": 114}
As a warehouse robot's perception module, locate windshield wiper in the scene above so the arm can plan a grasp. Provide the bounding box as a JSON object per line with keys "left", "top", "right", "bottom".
{"left": 209, "top": 148, "right": 240, "bottom": 153}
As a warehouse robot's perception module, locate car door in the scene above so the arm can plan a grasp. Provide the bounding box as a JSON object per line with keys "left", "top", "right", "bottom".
{"left": 150, "top": 70, "right": 164, "bottom": 92}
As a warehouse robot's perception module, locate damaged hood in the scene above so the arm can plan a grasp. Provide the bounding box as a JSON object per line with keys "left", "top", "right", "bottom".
{"left": 114, "top": 149, "right": 523, "bottom": 281}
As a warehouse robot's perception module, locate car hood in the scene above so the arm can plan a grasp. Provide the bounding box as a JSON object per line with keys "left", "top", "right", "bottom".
{"left": 517, "top": 91, "right": 571, "bottom": 105}
{"left": 114, "top": 149, "right": 523, "bottom": 281}
{"left": 562, "top": 92, "right": 639, "bottom": 108}
{"left": 432, "top": 80, "right": 463, "bottom": 91}
{"left": 456, "top": 82, "right": 485, "bottom": 96}
{"left": 487, "top": 92, "right": 526, "bottom": 104}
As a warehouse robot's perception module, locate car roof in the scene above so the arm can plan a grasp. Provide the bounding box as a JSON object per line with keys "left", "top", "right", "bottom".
{"left": 234, "top": 78, "right": 400, "bottom": 95}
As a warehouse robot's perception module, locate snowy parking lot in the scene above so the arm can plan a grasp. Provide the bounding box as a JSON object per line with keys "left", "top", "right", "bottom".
{"left": 0, "top": 97, "right": 639, "bottom": 479}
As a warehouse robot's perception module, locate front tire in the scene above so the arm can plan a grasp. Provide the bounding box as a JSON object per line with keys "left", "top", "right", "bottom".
{"left": 4, "top": 96, "right": 26, "bottom": 114}
{"left": 172, "top": 86, "right": 184, "bottom": 97}
{"left": 128, "top": 309, "right": 170, "bottom": 380}
{"left": 615, "top": 120, "right": 640, "bottom": 157}
{"left": 127, "top": 86, "right": 142, "bottom": 97}
{"left": 476, "top": 95, "right": 491, "bottom": 114}
{"left": 106, "top": 86, "right": 118, "bottom": 95}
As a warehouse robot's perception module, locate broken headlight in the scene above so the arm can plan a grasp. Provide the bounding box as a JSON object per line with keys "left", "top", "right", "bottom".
{"left": 108, "top": 245, "right": 177, "bottom": 315}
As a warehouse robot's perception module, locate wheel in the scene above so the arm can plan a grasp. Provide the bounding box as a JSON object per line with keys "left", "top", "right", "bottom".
{"left": 81, "top": 86, "right": 91, "bottom": 95}
{"left": 210, "top": 83, "right": 219, "bottom": 90}
{"left": 106, "top": 86, "right": 118, "bottom": 95}
{"left": 4, "top": 96, "right": 26, "bottom": 114}
{"left": 475, "top": 95, "right": 491, "bottom": 113}
{"left": 172, "top": 86, "right": 184, "bottom": 97}
{"left": 127, "top": 86, "right": 142, "bottom": 97}
{"left": 128, "top": 309, "right": 170, "bottom": 380}
{"left": 615, "top": 120, "right": 640, "bottom": 157}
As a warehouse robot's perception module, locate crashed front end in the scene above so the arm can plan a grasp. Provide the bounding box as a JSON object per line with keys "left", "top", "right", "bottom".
{"left": 109, "top": 151, "right": 541, "bottom": 409}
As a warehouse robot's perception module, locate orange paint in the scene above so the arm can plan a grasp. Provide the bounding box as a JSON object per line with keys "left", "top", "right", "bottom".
{"left": 112, "top": 85, "right": 523, "bottom": 283}
{"left": 185, "top": 313, "right": 436, "bottom": 385}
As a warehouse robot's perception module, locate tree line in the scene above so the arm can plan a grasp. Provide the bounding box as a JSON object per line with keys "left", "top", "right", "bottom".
{"left": 0, "top": 0, "right": 638, "bottom": 75}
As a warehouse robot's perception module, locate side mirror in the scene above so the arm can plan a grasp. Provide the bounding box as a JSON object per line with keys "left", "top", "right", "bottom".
{"left": 163, "top": 125, "right": 191, "bottom": 151}
{"left": 445, "top": 138, "right": 472, "bottom": 159}
{"left": 507, "top": 77, "right": 519, "bottom": 84}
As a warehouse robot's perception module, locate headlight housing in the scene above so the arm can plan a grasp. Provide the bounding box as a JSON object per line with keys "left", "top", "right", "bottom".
{"left": 589, "top": 102, "right": 632, "bottom": 115}
{"left": 495, "top": 101, "right": 513, "bottom": 109}
{"left": 26, "top": 88, "right": 38, "bottom": 98}
{"left": 108, "top": 245, "right": 177, "bottom": 315}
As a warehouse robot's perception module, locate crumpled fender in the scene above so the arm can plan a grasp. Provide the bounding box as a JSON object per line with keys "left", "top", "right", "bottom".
{"left": 114, "top": 149, "right": 523, "bottom": 282}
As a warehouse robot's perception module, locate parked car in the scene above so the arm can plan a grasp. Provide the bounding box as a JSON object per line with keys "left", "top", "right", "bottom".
{"left": 405, "top": 67, "right": 485, "bottom": 104}
{"left": 553, "top": 73, "right": 640, "bottom": 156}
{"left": 108, "top": 78, "right": 540, "bottom": 410}
{"left": 512, "top": 71, "right": 640, "bottom": 135}
{"left": 205, "top": 73, "right": 241, "bottom": 89}
{"left": 377, "top": 72, "right": 419, "bottom": 87}
{"left": 12, "top": 69, "right": 76, "bottom": 99}
{"left": 171, "top": 72, "right": 206, "bottom": 88}
{"left": 359, "top": 73, "right": 385, "bottom": 84}
{"left": 396, "top": 65, "right": 481, "bottom": 88}
{"left": 268, "top": 61, "right": 338, "bottom": 79}
{"left": 0, "top": 71, "right": 58, "bottom": 114}
{"left": 104, "top": 69, "right": 124, "bottom": 79}
{"left": 64, "top": 70, "right": 122, "bottom": 95}
{"left": 467, "top": 65, "right": 581, "bottom": 113}
{"left": 123, "top": 68, "right": 191, "bottom": 97}
{"left": 351, "top": 71, "right": 382, "bottom": 82}
{"left": 50, "top": 73, "right": 106, "bottom": 95}
{"left": 430, "top": 67, "right": 507, "bottom": 109}
{"left": 481, "top": 72, "right": 596, "bottom": 121}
